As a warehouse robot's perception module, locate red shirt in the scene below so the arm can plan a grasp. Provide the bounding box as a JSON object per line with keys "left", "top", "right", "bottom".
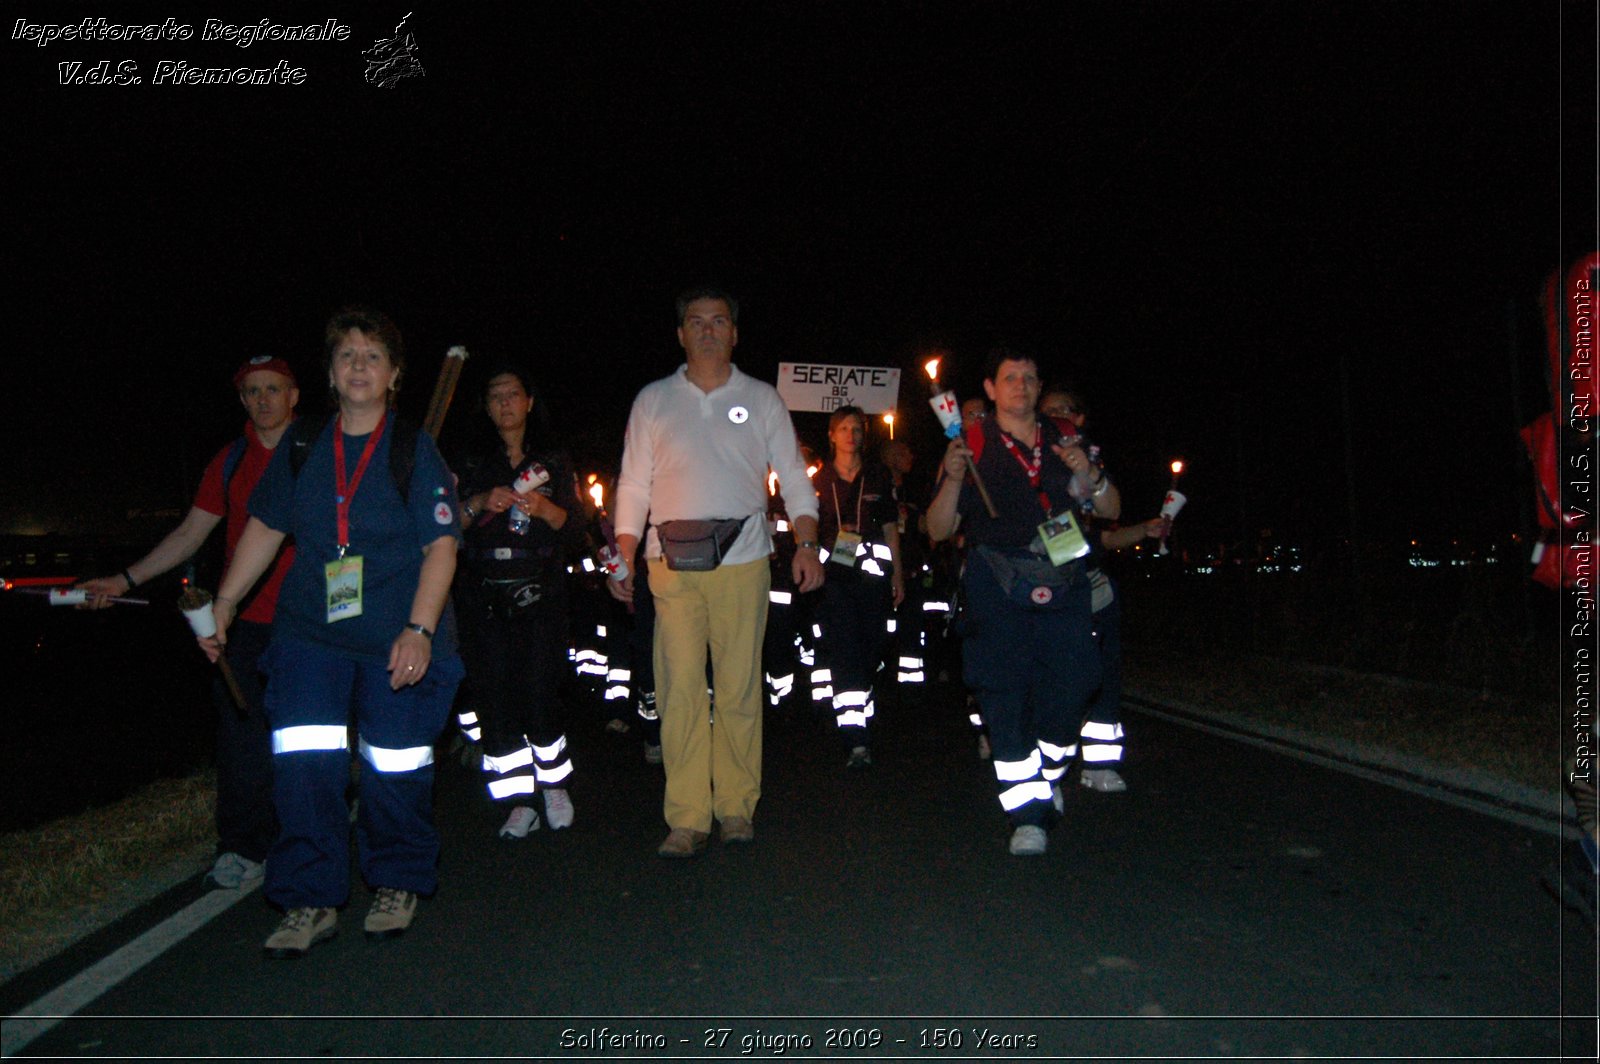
{"left": 193, "top": 421, "right": 295, "bottom": 624}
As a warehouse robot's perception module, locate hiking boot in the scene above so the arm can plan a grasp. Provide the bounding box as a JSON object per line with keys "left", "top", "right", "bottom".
{"left": 544, "top": 788, "right": 575, "bottom": 830}
{"left": 498, "top": 805, "right": 540, "bottom": 839}
{"left": 1080, "top": 768, "right": 1128, "bottom": 793}
{"left": 263, "top": 907, "right": 337, "bottom": 958}
{"left": 643, "top": 743, "right": 663, "bottom": 765}
{"left": 657, "top": 827, "right": 709, "bottom": 858}
{"left": 1009, "top": 825, "right": 1048, "bottom": 856}
{"left": 846, "top": 745, "right": 872, "bottom": 770}
{"left": 364, "top": 888, "right": 417, "bottom": 939}
{"left": 720, "top": 817, "right": 755, "bottom": 845}
{"left": 204, "top": 851, "right": 264, "bottom": 890}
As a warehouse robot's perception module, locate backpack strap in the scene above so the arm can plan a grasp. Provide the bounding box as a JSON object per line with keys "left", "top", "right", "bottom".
{"left": 388, "top": 417, "right": 419, "bottom": 505}
{"left": 220, "top": 436, "right": 249, "bottom": 498}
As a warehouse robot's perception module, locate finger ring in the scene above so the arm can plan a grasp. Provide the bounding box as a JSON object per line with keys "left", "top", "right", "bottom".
{"left": 407, "top": 665, "right": 415, "bottom": 671}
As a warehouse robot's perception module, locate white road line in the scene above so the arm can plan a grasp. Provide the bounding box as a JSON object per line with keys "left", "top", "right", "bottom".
{"left": 1127, "top": 695, "right": 1577, "bottom": 838}
{"left": 2, "top": 880, "right": 260, "bottom": 1057}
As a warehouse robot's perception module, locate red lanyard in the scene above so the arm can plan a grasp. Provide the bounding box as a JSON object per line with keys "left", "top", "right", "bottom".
{"left": 332, "top": 412, "right": 387, "bottom": 554}
{"left": 998, "top": 425, "right": 1051, "bottom": 514}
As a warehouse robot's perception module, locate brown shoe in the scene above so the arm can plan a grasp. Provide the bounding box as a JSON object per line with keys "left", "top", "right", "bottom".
{"left": 657, "top": 827, "right": 709, "bottom": 858}
{"left": 719, "top": 817, "right": 754, "bottom": 845}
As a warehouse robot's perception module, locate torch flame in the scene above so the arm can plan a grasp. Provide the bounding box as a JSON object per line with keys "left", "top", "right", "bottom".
{"left": 588, "top": 481, "right": 604, "bottom": 510}
{"left": 1170, "top": 460, "right": 1185, "bottom": 476}
{"left": 767, "top": 470, "right": 779, "bottom": 496}
{"left": 923, "top": 357, "right": 941, "bottom": 382}
{"left": 806, "top": 461, "right": 822, "bottom": 479}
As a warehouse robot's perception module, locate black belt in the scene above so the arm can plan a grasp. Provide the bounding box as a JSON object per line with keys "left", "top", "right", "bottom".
{"left": 467, "top": 547, "right": 546, "bottom": 562}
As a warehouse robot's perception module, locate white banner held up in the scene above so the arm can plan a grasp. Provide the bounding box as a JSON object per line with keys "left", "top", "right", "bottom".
{"left": 777, "top": 363, "right": 901, "bottom": 414}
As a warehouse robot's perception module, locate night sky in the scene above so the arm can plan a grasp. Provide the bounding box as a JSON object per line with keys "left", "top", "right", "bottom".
{"left": 4, "top": 1, "right": 1594, "bottom": 554}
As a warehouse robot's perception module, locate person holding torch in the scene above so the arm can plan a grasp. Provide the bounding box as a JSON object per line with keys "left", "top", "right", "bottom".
{"left": 927, "top": 349, "right": 1119, "bottom": 856}
{"left": 80, "top": 356, "right": 300, "bottom": 892}
{"left": 453, "top": 364, "right": 581, "bottom": 838}
{"left": 200, "top": 307, "right": 463, "bottom": 957}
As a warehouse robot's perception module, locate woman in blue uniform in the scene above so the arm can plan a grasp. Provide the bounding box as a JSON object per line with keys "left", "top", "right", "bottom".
{"left": 453, "top": 364, "right": 580, "bottom": 837}
{"left": 926, "top": 349, "right": 1119, "bottom": 856}
{"left": 204, "top": 306, "right": 463, "bottom": 955}
{"left": 809, "top": 406, "right": 903, "bottom": 768}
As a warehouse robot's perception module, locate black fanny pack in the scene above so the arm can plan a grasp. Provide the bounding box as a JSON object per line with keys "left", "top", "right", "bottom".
{"left": 480, "top": 576, "right": 544, "bottom": 618}
{"left": 656, "top": 517, "right": 748, "bottom": 572}
{"left": 974, "top": 544, "right": 1083, "bottom": 611}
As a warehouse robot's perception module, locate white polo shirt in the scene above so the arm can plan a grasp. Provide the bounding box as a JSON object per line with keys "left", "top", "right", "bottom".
{"left": 615, "top": 364, "right": 818, "bottom": 566}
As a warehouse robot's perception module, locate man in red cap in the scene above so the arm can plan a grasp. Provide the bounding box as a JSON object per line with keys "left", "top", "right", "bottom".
{"left": 81, "top": 355, "right": 300, "bottom": 889}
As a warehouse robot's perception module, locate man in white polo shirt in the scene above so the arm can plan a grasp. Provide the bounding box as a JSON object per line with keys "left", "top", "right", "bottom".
{"left": 610, "top": 287, "right": 825, "bottom": 857}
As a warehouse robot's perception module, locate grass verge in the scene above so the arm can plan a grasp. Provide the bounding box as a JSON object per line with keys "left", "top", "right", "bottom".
{"left": 0, "top": 772, "right": 214, "bottom": 984}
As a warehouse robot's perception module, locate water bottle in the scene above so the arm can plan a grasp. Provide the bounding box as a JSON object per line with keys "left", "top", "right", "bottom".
{"left": 508, "top": 463, "right": 550, "bottom": 536}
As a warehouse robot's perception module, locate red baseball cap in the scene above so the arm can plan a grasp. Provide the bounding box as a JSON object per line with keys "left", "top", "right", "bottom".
{"left": 233, "top": 356, "right": 297, "bottom": 389}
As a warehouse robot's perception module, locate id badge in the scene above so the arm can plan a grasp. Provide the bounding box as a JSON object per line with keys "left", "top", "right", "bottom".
{"left": 1038, "top": 510, "right": 1090, "bottom": 566}
{"left": 325, "top": 555, "right": 364, "bottom": 623}
{"left": 830, "top": 530, "right": 862, "bottom": 568}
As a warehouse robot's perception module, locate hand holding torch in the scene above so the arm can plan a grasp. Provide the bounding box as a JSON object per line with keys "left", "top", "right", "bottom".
{"left": 178, "top": 588, "right": 249, "bottom": 713}
{"left": 1159, "top": 459, "right": 1187, "bottom": 556}
{"left": 924, "top": 357, "right": 997, "bottom": 517}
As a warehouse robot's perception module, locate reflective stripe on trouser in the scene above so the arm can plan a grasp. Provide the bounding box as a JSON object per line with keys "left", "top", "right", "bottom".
{"left": 261, "top": 636, "right": 462, "bottom": 909}
{"left": 961, "top": 556, "right": 1099, "bottom": 827}
{"left": 649, "top": 557, "right": 768, "bottom": 832}
{"left": 1079, "top": 721, "right": 1124, "bottom": 764}
{"left": 481, "top": 733, "right": 574, "bottom": 801}
{"left": 604, "top": 666, "right": 631, "bottom": 703}
{"left": 459, "top": 597, "right": 572, "bottom": 803}
{"left": 816, "top": 567, "right": 891, "bottom": 743}
{"left": 1082, "top": 593, "right": 1125, "bottom": 764}
{"left": 455, "top": 708, "right": 482, "bottom": 742}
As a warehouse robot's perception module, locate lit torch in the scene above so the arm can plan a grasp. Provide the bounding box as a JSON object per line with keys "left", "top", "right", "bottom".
{"left": 924, "top": 356, "right": 997, "bottom": 517}
{"left": 1159, "top": 459, "right": 1187, "bottom": 556}
{"left": 882, "top": 411, "right": 895, "bottom": 440}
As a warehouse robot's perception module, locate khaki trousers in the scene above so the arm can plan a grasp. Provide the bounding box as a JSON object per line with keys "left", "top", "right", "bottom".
{"left": 648, "top": 557, "right": 770, "bottom": 832}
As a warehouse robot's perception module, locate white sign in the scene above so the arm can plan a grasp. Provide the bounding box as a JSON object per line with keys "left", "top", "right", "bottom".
{"left": 777, "top": 363, "right": 901, "bottom": 414}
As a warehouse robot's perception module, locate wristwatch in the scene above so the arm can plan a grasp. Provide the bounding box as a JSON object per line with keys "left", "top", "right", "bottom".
{"left": 796, "top": 540, "right": 821, "bottom": 552}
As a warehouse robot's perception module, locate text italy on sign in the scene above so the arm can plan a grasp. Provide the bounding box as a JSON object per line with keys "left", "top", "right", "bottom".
{"left": 777, "top": 364, "right": 901, "bottom": 414}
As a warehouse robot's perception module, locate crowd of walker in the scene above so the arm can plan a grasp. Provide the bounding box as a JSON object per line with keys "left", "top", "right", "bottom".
{"left": 79, "top": 288, "right": 1175, "bottom": 958}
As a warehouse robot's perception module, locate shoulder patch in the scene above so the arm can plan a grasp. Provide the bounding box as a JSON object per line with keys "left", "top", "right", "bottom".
{"left": 433, "top": 502, "right": 454, "bottom": 525}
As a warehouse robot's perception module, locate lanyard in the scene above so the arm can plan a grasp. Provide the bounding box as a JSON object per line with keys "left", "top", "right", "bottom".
{"left": 830, "top": 467, "right": 866, "bottom": 534}
{"left": 332, "top": 411, "right": 387, "bottom": 555}
{"left": 997, "top": 425, "right": 1051, "bottom": 514}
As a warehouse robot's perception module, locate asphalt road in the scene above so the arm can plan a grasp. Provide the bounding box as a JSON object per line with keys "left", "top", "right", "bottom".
{"left": 4, "top": 681, "right": 1595, "bottom": 1060}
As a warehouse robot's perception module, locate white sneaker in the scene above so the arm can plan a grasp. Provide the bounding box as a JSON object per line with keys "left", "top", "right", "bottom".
{"left": 1009, "top": 825, "right": 1048, "bottom": 856}
{"left": 204, "top": 852, "right": 264, "bottom": 889}
{"left": 544, "top": 788, "right": 575, "bottom": 830}
{"left": 1080, "top": 768, "right": 1128, "bottom": 793}
{"left": 498, "top": 805, "right": 540, "bottom": 839}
